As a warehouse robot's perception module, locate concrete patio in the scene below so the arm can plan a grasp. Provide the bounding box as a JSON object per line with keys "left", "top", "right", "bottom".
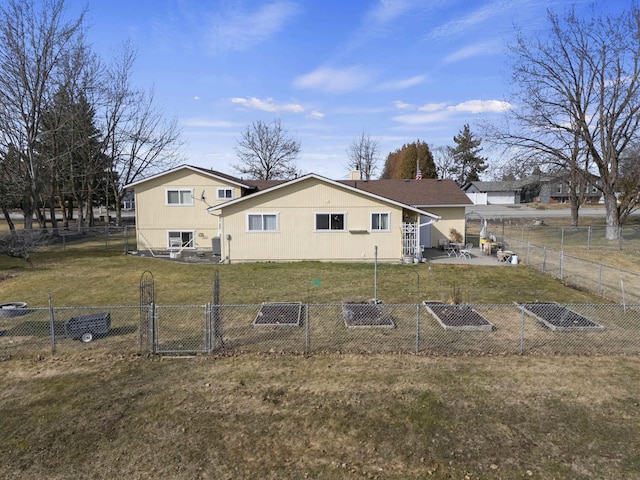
{"left": 420, "top": 247, "right": 518, "bottom": 266}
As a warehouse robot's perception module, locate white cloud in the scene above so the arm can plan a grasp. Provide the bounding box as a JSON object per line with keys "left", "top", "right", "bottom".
{"left": 293, "top": 66, "right": 373, "bottom": 94}
{"left": 392, "top": 99, "right": 513, "bottom": 125}
{"left": 392, "top": 111, "right": 451, "bottom": 125}
{"left": 306, "top": 110, "right": 325, "bottom": 119}
{"left": 230, "top": 96, "right": 305, "bottom": 113}
{"left": 208, "top": 1, "right": 300, "bottom": 54}
{"left": 419, "top": 102, "right": 448, "bottom": 112}
{"left": 444, "top": 40, "right": 502, "bottom": 63}
{"left": 376, "top": 75, "right": 427, "bottom": 91}
{"left": 365, "top": 0, "right": 419, "bottom": 24}
{"left": 193, "top": 96, "right": 200, "bottom": 101}
{"left": 429, "top": 1, "right": 503, "bottom": 40}
{"left": 447, "top": 100, "right": 512, "bottom": 113}
{"left": 393, "top": 100, "right": 414, "bottom": 110}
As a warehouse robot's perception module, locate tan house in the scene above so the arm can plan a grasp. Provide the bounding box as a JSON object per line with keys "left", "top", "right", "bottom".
{"left": 126, "top": 165, "right": 472, "bottom": 263}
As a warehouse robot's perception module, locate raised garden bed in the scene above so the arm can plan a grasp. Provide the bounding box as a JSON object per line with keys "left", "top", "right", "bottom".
{"left": 423, "top": 301, "right": 495, "bottom": 331}
{"left": 253, "top": 302, "right": 303, "bottom": 327}
{"left": 342, "top": 302, "right": 395, "bottom": 328}
{"left": 518, "top": 302, "right": 604, "bottom": 331}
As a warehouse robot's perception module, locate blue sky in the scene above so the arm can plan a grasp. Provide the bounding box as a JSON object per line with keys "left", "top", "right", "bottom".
{"left": 79, "top": 0, "right": 626, "bottom": 179}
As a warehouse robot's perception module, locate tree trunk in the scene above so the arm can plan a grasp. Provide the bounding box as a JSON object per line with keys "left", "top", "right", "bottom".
{"left": 570, "top": 200, "right": 579, "bottom": 227}
{"left": 113, "top": 188, "right": 123, "bottom": 226}
{"left": 22, "top": 200, "right": 34, "bottom": 230}
{"left": 603, "top": 193, "right": 621, "bottom": 241}
{"left": 1, "top": 204, "right": 15, "bottom": 231}
{"left": 48, "top": 202, "right": 58, "bottom": 230}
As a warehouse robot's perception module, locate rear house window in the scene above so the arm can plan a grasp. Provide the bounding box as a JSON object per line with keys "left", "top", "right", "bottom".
{"left": 167, "top": 189, "right": 193, "bottom": 205}
{"left": 316, "top": 213, "right": 345, "bottom": 231}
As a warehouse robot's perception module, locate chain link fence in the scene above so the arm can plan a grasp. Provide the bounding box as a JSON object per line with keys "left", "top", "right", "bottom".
{"left": 498, "top": 221, "right": 640, "bottom": 250}
{"left": 3, "top": 302, "right": 640, "bottom": 358}
{"left": 0, "top": 305, "right": 141, "bottom": 358}
{"left": 504, "top": 237, "right": 640, "bottom": 304}
{"left": 0, "top": 225, "right": 132, "bottom": 255}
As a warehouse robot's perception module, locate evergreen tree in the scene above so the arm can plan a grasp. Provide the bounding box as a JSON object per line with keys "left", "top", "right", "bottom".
{"left": 40, "top": 88, "right": 109, "bottom": 228}
{"left": 451, "top": 124, "right": 487, "bottom": 185}
{"left": 380, "top": 140, "right": 436, "bottom": 179}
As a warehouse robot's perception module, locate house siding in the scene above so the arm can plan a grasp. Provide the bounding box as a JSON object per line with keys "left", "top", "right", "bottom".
{"left": 219, "top": 178, "right": 407, "bottom": 262}
{"left": 423, "top": 206, "right": 466, "bottom": 245}
{"left": 133, "top": 170, "right": 237, "bottom": 251}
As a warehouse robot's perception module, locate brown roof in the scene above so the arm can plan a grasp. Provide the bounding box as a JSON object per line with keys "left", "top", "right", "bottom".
{"left": 339, "top": 178, "right": 472, "bottom": 206}
{"left": 188, "top": 166, "right": 286, "bottom": 192}
{"left": 243, "top": 179, "right": 288, "bottom": 191}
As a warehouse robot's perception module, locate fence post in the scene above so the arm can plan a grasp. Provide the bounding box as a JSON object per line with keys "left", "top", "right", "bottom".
{"left": 415, "top": 303, "right": 420, "bottom": 354}
{"left": 48, "top": 293, "right": 56, "bottom": 355}
{"left": 520, "top": 305, "right": 525, "bottom": 355}
{"left": 560, "top": 250, "right": 564, "bottom": 280}
{"left": 598, "top": 264, "right": 603, "bottom": 295}
{"left": 588, "top": 226, "right": 591, "bottom": 250}
{"left": 561, "top": 227, "right": 564, "bottom": 250}
{"left": 305, "top": 302, "right": 310, "bottom": 354}
{"left": 619, "top": 226, "right": 623, "bottom": 251}
{"left": 204, "top": 303, "right": 210, "bottom": 353}
{"left": 150, "top": 302, "right": 156, "bottom": 354}
{"left": 543, "top": 247, "right": 547, "bottom": 274}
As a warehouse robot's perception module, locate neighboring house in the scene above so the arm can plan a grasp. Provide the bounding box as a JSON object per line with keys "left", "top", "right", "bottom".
{"left": 120, "top": 190, "right": 135, "bottom": 210}
{"left": 518, "top": 173, "right": 602, "bottom": 204}
{"left": 126, "top": 165, "right": 472, "bottom": 263}
{"left": 463, "top": 181, "right": 521, "bottom": 205}
{"left": 464, "top": 174, "right": 603, "bottom": 205}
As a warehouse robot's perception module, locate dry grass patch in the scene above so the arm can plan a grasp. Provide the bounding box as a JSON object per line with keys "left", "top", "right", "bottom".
{"left": 1, "top": 354, "right": 639, "bottom": 479}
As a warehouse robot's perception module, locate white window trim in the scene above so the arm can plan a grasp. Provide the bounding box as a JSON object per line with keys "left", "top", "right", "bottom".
{"left": 370, "top": 212, "right": 391, "bottom": 232}
{"left": 246, "top": 212, "right": 279, "bottom": 232}
{"left": 166, "top": 188, "right": 194, "bottom": 206}
{"left": 167, "top": 230, "right": 196, "bottom": 249}
{"left": 216, "top": 187, "right": 233, "bottom": 200}
{"left": 314, "top": 212, "right": 347, "bottom": 232}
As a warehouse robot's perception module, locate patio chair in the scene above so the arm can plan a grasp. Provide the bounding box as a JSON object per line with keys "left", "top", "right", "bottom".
{"left": 459, "top": 243, "right": 473, "bottom": 259}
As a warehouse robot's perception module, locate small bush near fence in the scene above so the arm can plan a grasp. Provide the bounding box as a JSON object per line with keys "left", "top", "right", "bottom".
{"left": 2, "top": 303, "right": 639, "bottom": 358}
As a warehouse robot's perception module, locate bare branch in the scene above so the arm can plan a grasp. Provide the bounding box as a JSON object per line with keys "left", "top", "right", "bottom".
{"left": 346, "top": 131, "right": 380, "bottom": 180}
{"left": 233, "top": 119, "right": 301, "bottom": 180}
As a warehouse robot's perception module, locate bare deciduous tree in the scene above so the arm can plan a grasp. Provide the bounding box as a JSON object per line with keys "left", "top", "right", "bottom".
{"left": 500, "top": 6, "right": 640, "bottom": 239}
{"left": 0, "top": 0, "right": 85, "bottom": 230}
{"left": 100, "top": 42, "right": 183, "bottom": 225}
{"left": 346, "top": 131, "right": 380, "bottom": 180}
{"left": 0, "top": 230, "right": 50, "bottom": 264}
{"left": 431, "top": 146, "right": 457, "bottom": 180}
{"left": 233, "top": 119, "right": 301, "bottom": 180}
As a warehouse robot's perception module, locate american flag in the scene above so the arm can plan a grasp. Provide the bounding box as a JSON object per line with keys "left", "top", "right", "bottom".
{"left": 415, "top": 168, "right": 422, "bottom": 180}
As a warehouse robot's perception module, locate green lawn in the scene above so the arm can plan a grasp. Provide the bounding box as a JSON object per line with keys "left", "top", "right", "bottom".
{"left": 0, "top": 237, "right": 603, "bottom": 307}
